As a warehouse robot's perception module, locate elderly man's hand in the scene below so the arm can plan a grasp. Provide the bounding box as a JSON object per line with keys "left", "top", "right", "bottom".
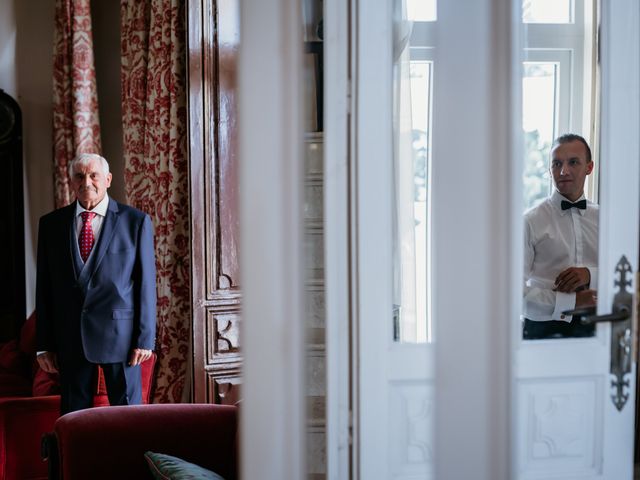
{"left": 37, "top": 352, "right": 59, "bottom": 373}
{"left": 554, "top": 267, "right": 591, "bottom": 293}
{"left": 129, "top": 348, "right": 153, "bottom": 366}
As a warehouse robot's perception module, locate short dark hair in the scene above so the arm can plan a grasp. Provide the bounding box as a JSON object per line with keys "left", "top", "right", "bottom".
{"left": 551, "top": 133, "right": 592, "bottom": 163}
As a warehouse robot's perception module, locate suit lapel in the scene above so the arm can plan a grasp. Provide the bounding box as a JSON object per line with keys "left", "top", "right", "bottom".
{"left": 91, "top": 199, "right": 119, "bottom": 275}
{"left": 66, "top": 202, "right": 80, "bottom": 281}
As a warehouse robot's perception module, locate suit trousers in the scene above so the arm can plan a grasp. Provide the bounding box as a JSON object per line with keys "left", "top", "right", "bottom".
{"left": 522, "top": 317, "right": 595, "bottom": 340}
{"left": 58, "top": 353, "right": 142, "bottom": 415}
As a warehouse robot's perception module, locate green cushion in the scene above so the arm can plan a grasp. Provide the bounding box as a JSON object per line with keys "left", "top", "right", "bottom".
{"left": 144, "top": 451, "right": 225, "bottom": 480}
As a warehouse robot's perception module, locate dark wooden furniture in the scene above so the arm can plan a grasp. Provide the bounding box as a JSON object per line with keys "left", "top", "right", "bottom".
{"left": 0, "top": 89, "right": 25, "bottom": 342}
{"left": 45, "top": 404, "right": 238, "bottom": 480}
{"left": 188, "top": 0, "right": 242, "bottom": 404}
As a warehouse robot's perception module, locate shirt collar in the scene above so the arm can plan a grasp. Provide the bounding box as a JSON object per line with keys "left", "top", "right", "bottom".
{"left": 75, "top": 194, "right": 110, "bottom": 218}
{"left": 551, "top": 190, "right": 587, "bottom": 216}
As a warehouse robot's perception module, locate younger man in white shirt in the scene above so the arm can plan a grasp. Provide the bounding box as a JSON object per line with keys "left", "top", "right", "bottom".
{"left": 523, "top": 134, "right": 598, "bottom": 339}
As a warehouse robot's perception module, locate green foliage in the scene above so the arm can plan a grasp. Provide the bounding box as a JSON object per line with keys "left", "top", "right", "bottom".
{"left": 523, "top": 129, "right": 551, "bottom": 211}
{"left": 408, "top": 128, "right": 551, "bottom": 213}
{"left": 413, "top": 129, "right": 427, "bottom": 203}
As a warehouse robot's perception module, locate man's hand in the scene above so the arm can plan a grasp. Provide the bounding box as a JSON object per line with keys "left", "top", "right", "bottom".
{"left": 554, "top": 267, "right": 591, "bottom": 293}
{"left": 575, "top": 289, "right": 597, "bottom": 308}
{"left": 37, "top": 352, "right": 59, "bottom": 373}
{"left": 129, "top": 348, "right": 152, "bottom": 366}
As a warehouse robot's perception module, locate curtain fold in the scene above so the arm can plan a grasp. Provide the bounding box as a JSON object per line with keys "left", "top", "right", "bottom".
{"left": 120, "top": 0, "right": 189, "bottom": 403}
{"left": 392, "top": 0, "right": 417, "bottom": 342}
{"left": 52, "top": 0, "right": 102, "bottom": 208}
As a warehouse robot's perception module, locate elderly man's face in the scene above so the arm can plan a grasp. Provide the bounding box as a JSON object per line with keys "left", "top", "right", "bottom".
{"left": 549, "top": 140, "right": 593, "bottom": 202}
{"left": 70, "top": 159, "right": 112, "bottom": 210}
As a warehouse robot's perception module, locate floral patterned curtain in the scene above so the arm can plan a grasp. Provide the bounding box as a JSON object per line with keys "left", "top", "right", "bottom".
{"left": 120, "top": 0, "right": 189, "bottom": 403}
{"left": 52, "top": 0, "right": 102, "bottom": 208}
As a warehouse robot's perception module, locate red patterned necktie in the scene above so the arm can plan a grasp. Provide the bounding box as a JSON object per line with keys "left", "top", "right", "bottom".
{"left": 79, "top": 211, "right": 97, "bottom": 262}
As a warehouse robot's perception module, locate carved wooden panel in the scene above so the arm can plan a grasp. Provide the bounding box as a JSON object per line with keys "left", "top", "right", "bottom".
{"left": 389, "top": 381, "right": 434, "bottom": 480}
{"left": 189, "top": 0, "right": 242, "bottom": 404}
{"left": 203, "top": 0, "right": 241, "bottom": 297}
{"left": 204, "top": 310, "right": 242, "bottom": 405}
{"left": 517, "top": 377, "right": 603, "bottom": 478}
{"left": 216, "top": 0, "right": 240, "bottom": 290}
{"left": 206, "top": 310, "right": 241, "bottom": 363}
{"left": 207, "top": 371, "right": 242, "bottom": 406}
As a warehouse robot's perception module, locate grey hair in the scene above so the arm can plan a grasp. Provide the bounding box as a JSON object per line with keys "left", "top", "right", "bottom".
{"left": 68, "top": 153, "right": 110, "bottom": 177}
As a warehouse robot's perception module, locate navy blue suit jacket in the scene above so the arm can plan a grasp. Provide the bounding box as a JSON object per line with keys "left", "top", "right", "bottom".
{"left": 36, "top": 199, "right": 156, "bottom": 364}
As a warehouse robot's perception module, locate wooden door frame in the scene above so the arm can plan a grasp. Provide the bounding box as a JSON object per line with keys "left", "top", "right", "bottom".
{"left": 187, "top": 0, "right": 243, "bottom": 405}
{"left": 324, "top": 0, "right": 352, "bottom": 478}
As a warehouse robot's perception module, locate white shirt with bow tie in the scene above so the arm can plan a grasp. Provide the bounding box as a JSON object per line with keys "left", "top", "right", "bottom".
{"left": 523, "top": 190, "right": 599, "bottom": 322}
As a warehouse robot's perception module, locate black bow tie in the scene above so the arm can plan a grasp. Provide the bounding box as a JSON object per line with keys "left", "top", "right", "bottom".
{"left": 561, "top": 199, "right": 587, "bottom": 210}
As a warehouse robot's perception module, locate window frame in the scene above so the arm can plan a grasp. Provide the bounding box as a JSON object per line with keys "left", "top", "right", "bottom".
{"left": 523, "top": 0, "right": 599, "bottom": 200}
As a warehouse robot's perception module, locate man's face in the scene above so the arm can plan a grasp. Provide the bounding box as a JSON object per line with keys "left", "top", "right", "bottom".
{"left": 70, "top": 159, "right": 112, "bottom": 210}
{"left": 549, "top": 140, "right": 593, "bottom": 202}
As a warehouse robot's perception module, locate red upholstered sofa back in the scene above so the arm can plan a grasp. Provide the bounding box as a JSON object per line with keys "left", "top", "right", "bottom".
{"left": 0, "top": 313, "right": 60, "bottom": 398}
{"left": 52, "top": 404, "right": 238, "bottom": 480}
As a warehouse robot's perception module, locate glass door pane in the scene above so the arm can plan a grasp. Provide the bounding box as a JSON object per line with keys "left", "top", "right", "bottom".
{"left": 407, "top": 0, "right": 437, "bottom": 22}
{"left": 393, "top": 4, "right": 435, "bottom": 344}
{"left": 523, "top": 0, "right": 573, "bottom": 23}
{"left": 522, "top": 62, "right": 557, "bottom": 210}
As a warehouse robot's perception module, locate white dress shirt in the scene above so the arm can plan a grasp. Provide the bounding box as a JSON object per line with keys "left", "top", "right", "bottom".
{"left": 75, "top": 194, "right": 110, "bottom": 263}
{"left": 523, "top": 190, "right": 598, "bottom": 322}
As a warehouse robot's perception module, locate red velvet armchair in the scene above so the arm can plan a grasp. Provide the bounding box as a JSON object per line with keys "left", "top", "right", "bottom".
{"left": 46, "top": 404, "right": 238, "bottom": 480}
{"left": 0, "top": 314, "right": 156, "bottom": 480}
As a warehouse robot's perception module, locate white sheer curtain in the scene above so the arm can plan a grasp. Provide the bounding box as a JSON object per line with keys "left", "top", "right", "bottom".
{"left": 392, "top": 0, "right": 417, "bottom": 342}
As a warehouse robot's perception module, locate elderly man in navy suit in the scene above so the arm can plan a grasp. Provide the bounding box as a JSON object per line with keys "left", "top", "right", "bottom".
{"left": 36, "top": 153, "right": 156, "bottom": 414}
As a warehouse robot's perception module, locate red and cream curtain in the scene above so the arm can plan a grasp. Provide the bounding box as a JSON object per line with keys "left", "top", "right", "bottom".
{"left": 121, "top": 0, "right": 189, "bottom": 403}
{"left": 52, "top": 0, "right": 102, "bottom": 208}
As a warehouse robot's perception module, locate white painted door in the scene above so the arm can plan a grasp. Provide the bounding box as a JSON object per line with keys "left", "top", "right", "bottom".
{"left": 354, "top": 1, "right": 433, "bottom": 479}
{"left": 515, "top": 1, "right": 640, "bottom": 479}
{"left": 346, "top": 1, "right": 639, "bottom": 480}
{"left": 351, "top": 0, "right": 515, "bottom": 479}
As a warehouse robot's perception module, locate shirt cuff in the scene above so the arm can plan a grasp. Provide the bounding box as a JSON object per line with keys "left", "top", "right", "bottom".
{"left": 552, "top": 291, "right": 576, "bottom": 322}
{"left": 587, "top": 266, "right": 598, "bottom": 289}
{"left": 36, "top": 351, "right": 47, "bottom": 356}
